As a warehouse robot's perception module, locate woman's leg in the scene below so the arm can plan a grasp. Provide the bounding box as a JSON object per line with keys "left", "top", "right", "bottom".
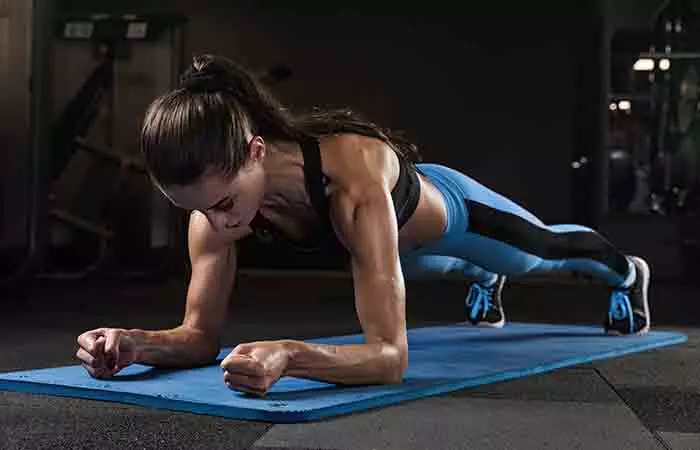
{"left": 400, "top": 251, "right": 506, "bottom": 327}
{"left": 408, "top": 163, "right": 651, "bottom": 335}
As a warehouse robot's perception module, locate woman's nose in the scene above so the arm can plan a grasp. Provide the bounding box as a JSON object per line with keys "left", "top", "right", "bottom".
{"left": 209, "top": 212, "right": 233, "bottom": 232}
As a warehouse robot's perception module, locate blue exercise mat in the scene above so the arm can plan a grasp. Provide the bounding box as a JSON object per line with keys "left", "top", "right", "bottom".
{"left": 0, "top": 322, "right": 687, "bottom": 423}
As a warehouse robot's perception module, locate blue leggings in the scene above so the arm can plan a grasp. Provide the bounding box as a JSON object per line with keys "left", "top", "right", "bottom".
{"left": 399, "top": 164, "right": 635, "bottom": 288}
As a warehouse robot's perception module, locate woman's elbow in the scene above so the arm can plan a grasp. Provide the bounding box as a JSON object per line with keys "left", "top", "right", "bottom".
{"left": 382, "top": 343, "right": 408, "bottom": 384}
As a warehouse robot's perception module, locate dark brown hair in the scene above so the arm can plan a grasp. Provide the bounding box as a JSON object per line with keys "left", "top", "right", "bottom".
{"left": 140, "top": 54, "right": 421, "bottom": 186}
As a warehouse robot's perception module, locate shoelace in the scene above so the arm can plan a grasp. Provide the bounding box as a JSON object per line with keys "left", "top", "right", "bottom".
{"left": 467, "top": 282, "right": 494, "bottom": 321}
{"left": 608, "top": 290, "right": 634, "bottom": 333}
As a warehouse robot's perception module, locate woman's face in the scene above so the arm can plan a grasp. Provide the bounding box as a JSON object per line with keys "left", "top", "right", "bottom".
{"left": 159, "top": 138, "right": 266, "bottom": 237}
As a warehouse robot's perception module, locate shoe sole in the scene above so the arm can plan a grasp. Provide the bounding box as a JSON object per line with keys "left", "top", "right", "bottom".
{"left": 606, "top": 256, "right": 651, "bottom": 336}
{"left": 473, "top": 314, "right": 505, "bottom": 328}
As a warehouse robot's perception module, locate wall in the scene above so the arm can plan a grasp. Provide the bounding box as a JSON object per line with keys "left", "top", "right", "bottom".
{"left": 2, "top": 1, "right": 605, "bottom": 273}
{"left": 604, "top": 0, "right": 665, "bottom": 31}
{"left": 182, "top": 3, "right": 580, "bottom": 223}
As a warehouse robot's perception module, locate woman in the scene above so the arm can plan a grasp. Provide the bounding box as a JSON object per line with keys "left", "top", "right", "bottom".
{"left": 76, "top": 54, "right": 650, "bottom": 397}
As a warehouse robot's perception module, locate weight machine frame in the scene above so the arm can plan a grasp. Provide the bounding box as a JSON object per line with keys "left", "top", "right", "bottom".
{"left": 1, "top": 5, "right": 189, "bottom": 288}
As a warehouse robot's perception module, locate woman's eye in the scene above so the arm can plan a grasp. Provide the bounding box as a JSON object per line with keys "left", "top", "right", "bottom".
{"left": 214, "top": 199, "right": 234, "bottom": 212}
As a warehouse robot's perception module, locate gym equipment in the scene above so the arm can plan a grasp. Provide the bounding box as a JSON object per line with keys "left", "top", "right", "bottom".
{"left": 646, "top": 58, "right": 700, "bottom": 214}
{"left": 650, "top": 54, "right": 700, "bottom": 279}
{"left": 638, "top": 0, "right": 700, "bottom": 215}
{"left": 37, "top": 12, "right": 188, "bottom": 280}
{"left": 0, "top": 322, "right": 686, "bottom": 423}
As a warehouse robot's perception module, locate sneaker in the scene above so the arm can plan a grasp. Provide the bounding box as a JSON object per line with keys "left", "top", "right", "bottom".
{"left": 465, "top": 275, "right": 506, "bottom": 328}
{"left": 604, "top": 256, "right": 651, "bottom": 335}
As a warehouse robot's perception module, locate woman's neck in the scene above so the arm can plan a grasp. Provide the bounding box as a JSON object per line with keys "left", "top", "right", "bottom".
{"left": 261, "top": 139, "right": 307, "bottom": 207}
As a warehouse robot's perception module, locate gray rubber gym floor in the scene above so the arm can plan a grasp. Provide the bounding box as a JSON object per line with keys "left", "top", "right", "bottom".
{"left": 1, "top": 274, "right": 698, "bottom": 450}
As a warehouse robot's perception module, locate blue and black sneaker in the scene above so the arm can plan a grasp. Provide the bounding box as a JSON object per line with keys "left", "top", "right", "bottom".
{"left": 604, "top": 256, "right": 651, "bottom": 336}
{"left": 465, "top": 275, "right": 506, "bottom": 328}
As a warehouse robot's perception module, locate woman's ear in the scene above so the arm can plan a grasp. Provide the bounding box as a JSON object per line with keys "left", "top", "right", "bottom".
{"left": 248, "top": 136, "right": 266, "bottom": 162}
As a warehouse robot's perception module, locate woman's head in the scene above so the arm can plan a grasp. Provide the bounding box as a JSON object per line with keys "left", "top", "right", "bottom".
{"left": 157, "top": 138, "right": 267, "bottom": 233}
{"left": 140, "top": 54, "right": 298, "bottom": 231}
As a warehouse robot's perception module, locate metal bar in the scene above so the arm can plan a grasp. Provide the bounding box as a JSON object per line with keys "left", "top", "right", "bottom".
{"left": 639, "top": 52, "right": 700, "bottom": 59}
{"left": 608, "top": 93, "right": 654, "bottom": 102}
{"left": 48, "top": 208, "right": 114, "bottom": 239}
{"left": 25, "top": 0, "right": 53, "bottom": 273}
{"left": 74, "top": 137, "right": 147, "bottom": 171}
{"left": 37, "top": 235, "right": 111, "bottom": 280}
{"left": 1, "top": 0, "right": 53, "bottom": 288}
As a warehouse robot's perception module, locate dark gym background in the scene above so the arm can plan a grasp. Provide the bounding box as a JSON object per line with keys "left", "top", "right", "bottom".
{"left": 2, "top": 0, "right": 696, "bottom": 281}
{"left": 0, "top": 0, "right": 607, "bottom": 277}
{"left": 0, "top": 1, "right": 699, "bottom": 449}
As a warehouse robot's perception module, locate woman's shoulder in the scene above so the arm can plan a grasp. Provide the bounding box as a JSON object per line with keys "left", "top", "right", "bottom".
{"left": 317, "top": 133, "right": 400, "bottom": 192}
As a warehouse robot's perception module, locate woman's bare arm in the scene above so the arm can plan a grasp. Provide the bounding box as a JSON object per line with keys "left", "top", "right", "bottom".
{"left": 128, "top": 211, "right": 239, "bottom": 367}
{"left": 282, "top": 135, "right": 409, "bottom": 384}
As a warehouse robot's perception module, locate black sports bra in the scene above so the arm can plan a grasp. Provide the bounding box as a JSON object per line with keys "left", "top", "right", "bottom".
{"left": 249, "top": 136, "right": 421, "bottom": 257}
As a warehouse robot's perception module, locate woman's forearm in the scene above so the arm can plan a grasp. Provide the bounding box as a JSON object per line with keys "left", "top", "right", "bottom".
{"left": 127, "top": 326, "right": 220, "bottom": 368}
{"left": 283, "top": 339, "right": 405, "bottom": 385}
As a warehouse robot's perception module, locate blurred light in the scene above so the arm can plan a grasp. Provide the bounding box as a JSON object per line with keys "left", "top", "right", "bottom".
{"left": 571, "top": 156, "right": 588, "bottom": 169}
{"left": 609, "top": 102, "right": 618, "bottom": 111}
{"left": 633, "top": 58, "right": 654, "bottom": 71}
{"left": 618, "top": 100, "right": 631, "bottom": 111}
{"left": 610, "top": 150, "right": 627, "bottom": 160}
{"left": 659, "top": 58, "right": 671, "bottom": 71}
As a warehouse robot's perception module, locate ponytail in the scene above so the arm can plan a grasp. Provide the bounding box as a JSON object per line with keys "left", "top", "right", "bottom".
{"left": 181, "top": 55, "right": 302, "bottom": 141}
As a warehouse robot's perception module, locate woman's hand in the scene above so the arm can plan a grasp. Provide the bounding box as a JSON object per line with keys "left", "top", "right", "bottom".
{"left": 220, "top": 340, "right": 291, "bottom": 396}
{"left": 76, "top": 328, "right": 137, "bottom": 378}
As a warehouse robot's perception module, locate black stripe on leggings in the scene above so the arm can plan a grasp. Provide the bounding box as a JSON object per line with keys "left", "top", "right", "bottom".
{"left": 466, "top": 200, "right": 630, "bottom": 277}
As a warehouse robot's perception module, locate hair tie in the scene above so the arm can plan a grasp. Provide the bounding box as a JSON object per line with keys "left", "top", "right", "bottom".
{"left": 179, "top": 68, "right": 229, "bottom": 92}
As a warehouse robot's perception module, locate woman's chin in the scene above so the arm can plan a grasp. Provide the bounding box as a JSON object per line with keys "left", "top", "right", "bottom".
{"left": 229, "top": 213, "right": 258, "bottom": 238}
{"left": 224, "top": 226, "right": 252, "bottom": 240}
